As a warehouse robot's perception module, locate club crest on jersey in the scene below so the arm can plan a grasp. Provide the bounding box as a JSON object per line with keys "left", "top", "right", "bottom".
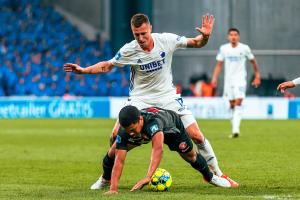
{"left": 176, "top": 36, "right": 182, "bottom": 41}
{"left": 159, "top": 51, "right": 166, "bottom": 58}
{"left": 150, "top": 124, "right": 159, "bottom": 134}
{"left": 116, "top": 135, "right": 122, "bottom": 143}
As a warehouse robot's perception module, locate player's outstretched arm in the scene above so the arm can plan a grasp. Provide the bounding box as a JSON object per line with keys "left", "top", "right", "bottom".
{"left": 104, "top": 149, "right": 127, "bottom": 195}
{"left": 130, "top": 132, "right": 164, "bottom": 192}
{"left": 277, "top": 81, "right": 295, "bottom": 93}
{"left": 187, "top": 14, "right": 215, "bottom": 48}
{"left": 277, "top": 77, "right": 300, "bottom": 93}
{"left": 63, "top": 61, "right": 114, "bottom": 74}
{"left": 250, "top": 59, "right": 261, "bottom": 88}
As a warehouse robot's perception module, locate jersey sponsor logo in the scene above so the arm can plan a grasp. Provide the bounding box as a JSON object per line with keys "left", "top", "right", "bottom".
{"left": 114, "top": 51, "right": 121, "bottom": 60}
{"left": 179, "top": 142, "right": 189, "bottom": 152}
{"left": 150, "top": 124, "right": 159, "bottom": 133}
{"left": 116, "top": 135, "right": 122, "bottom": 143}
{"left": 137, "top": 59, "right": 142, "bottom": 63}
{"left": 227, "top": 56, "right": 241, "bottom": 62}
{"left": 139, "top": 58, "right": 165, "bottom": 72}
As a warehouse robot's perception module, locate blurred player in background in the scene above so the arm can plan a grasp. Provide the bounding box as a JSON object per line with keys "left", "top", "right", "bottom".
{"left": 277, "top": 77, "right": 300, "bottom": 92}
{"left": 64, "top": 13, "right": 238, "bottom": 189}
{"left": 211, "top": 28, "right": 261, "bottom": 138}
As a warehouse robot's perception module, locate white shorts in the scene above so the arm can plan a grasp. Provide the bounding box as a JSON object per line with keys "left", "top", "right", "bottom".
{"left": 124, "top": 95, "right": 196, "bottom": 128}
{"left": 223, "top": 85, "right": 246, "bottom": 101}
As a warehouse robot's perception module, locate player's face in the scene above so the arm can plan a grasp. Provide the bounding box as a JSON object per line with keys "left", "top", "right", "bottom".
{"left": 125, "top": 116, "right": 144, "bottom": 137}
{"left": 228, "top": 31, "right": 240, "bottom": 45}
{"left": 131, "top": 23, "right": 152, "bottom": 50}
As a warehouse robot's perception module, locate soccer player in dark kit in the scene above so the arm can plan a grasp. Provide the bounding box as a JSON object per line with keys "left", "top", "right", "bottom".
{"left": 104, "top": 106, "right": 234, "bottom": 195}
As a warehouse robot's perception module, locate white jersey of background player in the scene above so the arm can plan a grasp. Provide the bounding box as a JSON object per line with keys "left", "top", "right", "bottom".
{"left": 64, "top": 14, "right": 238, "bottom": 194}
{"left": 212, "top": 28, "right": 261, "bottom": 138}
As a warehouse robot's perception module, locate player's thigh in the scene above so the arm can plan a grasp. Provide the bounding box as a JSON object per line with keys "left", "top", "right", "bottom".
{"left": 164, "top": 129, "right": 193, "bottom": 154}
{"left": 163, "top": 96, "right": 196, "bottom": 128}
{"left": 223, "top": 85, "right": 235, "bottom": 101}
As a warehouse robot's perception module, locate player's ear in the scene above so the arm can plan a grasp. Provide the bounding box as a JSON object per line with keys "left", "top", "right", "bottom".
{"left": 139, "top": 115, "right": 144, "bottom": 124}
{"left": 149, "top": 24, "right": 152, "bottom": 32}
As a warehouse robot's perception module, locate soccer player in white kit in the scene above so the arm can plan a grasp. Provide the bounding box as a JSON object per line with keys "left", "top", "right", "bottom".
{"left": 277, "top": 77, "right": 300, "bottom": 92}
{"left": 211, "top": 28, "right": 261, "bottom": 138}
{"left": 64, "top": 14, "right": 238, "bottom": 192}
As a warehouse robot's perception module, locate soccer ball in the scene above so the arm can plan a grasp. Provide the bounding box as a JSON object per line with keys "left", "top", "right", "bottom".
{"left": 148, "top": 168, "right": 172, "bottom": 192}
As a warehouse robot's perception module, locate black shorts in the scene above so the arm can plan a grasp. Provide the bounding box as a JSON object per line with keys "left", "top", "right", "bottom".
{"left": 163, "top": 127, "right": 193, "bottom": 153}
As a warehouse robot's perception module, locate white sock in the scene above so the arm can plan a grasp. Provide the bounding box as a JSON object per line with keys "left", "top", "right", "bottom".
{"left": 197, "top": 138, "right": 223, "bottom": 176}
{"left": 232, "top": 106, "right": 242, "bottom": 134}
{"left": 230, "top": 108, "right": 234, "bottom": 128}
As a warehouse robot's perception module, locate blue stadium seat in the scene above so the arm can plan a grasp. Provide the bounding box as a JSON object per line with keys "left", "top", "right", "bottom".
{"left": 0, "top": 0, "right": 129, "bottom": 96}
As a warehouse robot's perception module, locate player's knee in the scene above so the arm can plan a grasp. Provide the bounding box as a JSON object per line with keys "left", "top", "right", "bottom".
{"left": 187, "top": 150, "right": 197, "bottom": 163}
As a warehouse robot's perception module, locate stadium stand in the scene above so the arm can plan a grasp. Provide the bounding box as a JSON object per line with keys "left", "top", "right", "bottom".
{"left": 0, "top": 0, "right": 130, "bottom": 96}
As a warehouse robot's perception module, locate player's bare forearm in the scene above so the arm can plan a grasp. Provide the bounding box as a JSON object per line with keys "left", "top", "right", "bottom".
{"left": 130, "top": 134, "right": 164, "bottom": 193}
{"left": 84, "top": 61, "right": 114, "bottom": 74}
{"left": 187, "top": 34, "right": 210, "bottom": 48}
{"left": 146, "top": 132, "right": 164, "bottom": 179}
{"left": 250, "top": 59, "right": 261, "bottom": 88}
{"left": 250, "top": 59, "right": 260, "bottom": 79}
{"left": 211, "top": 61, "right": 223, "bottom": 87}
{"left": 109, "top": 149, "right": 127, "bottom": 192}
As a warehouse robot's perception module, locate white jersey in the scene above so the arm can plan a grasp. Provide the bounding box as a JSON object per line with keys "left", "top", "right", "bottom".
{"left": 110, "top": 33, "right": 187, "bottom": 101}
{"left": 216, "top": 42, "right": 255, "bottom": 86}
{"left": 292, "top": 77, "right": 300, "bottom": 86}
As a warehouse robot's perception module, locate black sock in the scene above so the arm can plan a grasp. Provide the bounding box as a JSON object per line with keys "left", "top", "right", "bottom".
{"left": 190, "top": 153, "right": 213, "bottom": 182}
{"left": 102, "top": 153, "right": 114, "bottom": 180}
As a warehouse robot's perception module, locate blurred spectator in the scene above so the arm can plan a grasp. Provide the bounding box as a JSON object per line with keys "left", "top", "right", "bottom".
{"left": 188, "top": 74, "right": 216, "bottom": 97}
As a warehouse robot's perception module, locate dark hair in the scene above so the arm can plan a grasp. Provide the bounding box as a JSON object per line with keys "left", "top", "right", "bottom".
{"left": 228, "top": 28, "right": 240, "bottom": 35}
{"left": 119, "top": 105, "right": 141, "bottom": 127}
{"left": 131, "top": 13, "right": 150, "bottom": 28}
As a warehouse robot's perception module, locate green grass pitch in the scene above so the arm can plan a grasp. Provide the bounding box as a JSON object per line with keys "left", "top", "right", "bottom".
{"left": 1, "top": 119, "right": 300, "bottom": 200}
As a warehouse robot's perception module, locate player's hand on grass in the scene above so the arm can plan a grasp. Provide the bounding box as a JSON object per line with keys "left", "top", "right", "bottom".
{"left": 130, "top": 177, "right": 151, "bottom": 192}
{"left": 196, "top": 14, "right": 215, "bottom": 36}
{"left": 103, "top": 190, "right": 118, "bottom": 195}
{"left": 277, "top": 81, "right": 295, "bottom": 93}
{"left": 63, "top": 63, "right": 85, "bottom": 74}
{"left": 251, "top": 76, "right": 261, "bottom": 88}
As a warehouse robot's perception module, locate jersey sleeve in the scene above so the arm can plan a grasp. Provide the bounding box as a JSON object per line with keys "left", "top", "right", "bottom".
{"left": 162, "top": 33, "right": 187, "bottom": 52}
{"left": 115, "top": 128, "right": 129, "bottom": 150}
{"left": 245, "top": 45, "right": 255, "bottom": 60}
{"left": 292, "top": 77, "right": 300, "bottom": 86}
{"left": 109, "top": 43, "right": 133, "bottom": 67}
{"left": 216, "top": 47, "right": 225, "bottom": 61}
{"left": 144, "top": 118, "right": 164, "bottom": 138}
